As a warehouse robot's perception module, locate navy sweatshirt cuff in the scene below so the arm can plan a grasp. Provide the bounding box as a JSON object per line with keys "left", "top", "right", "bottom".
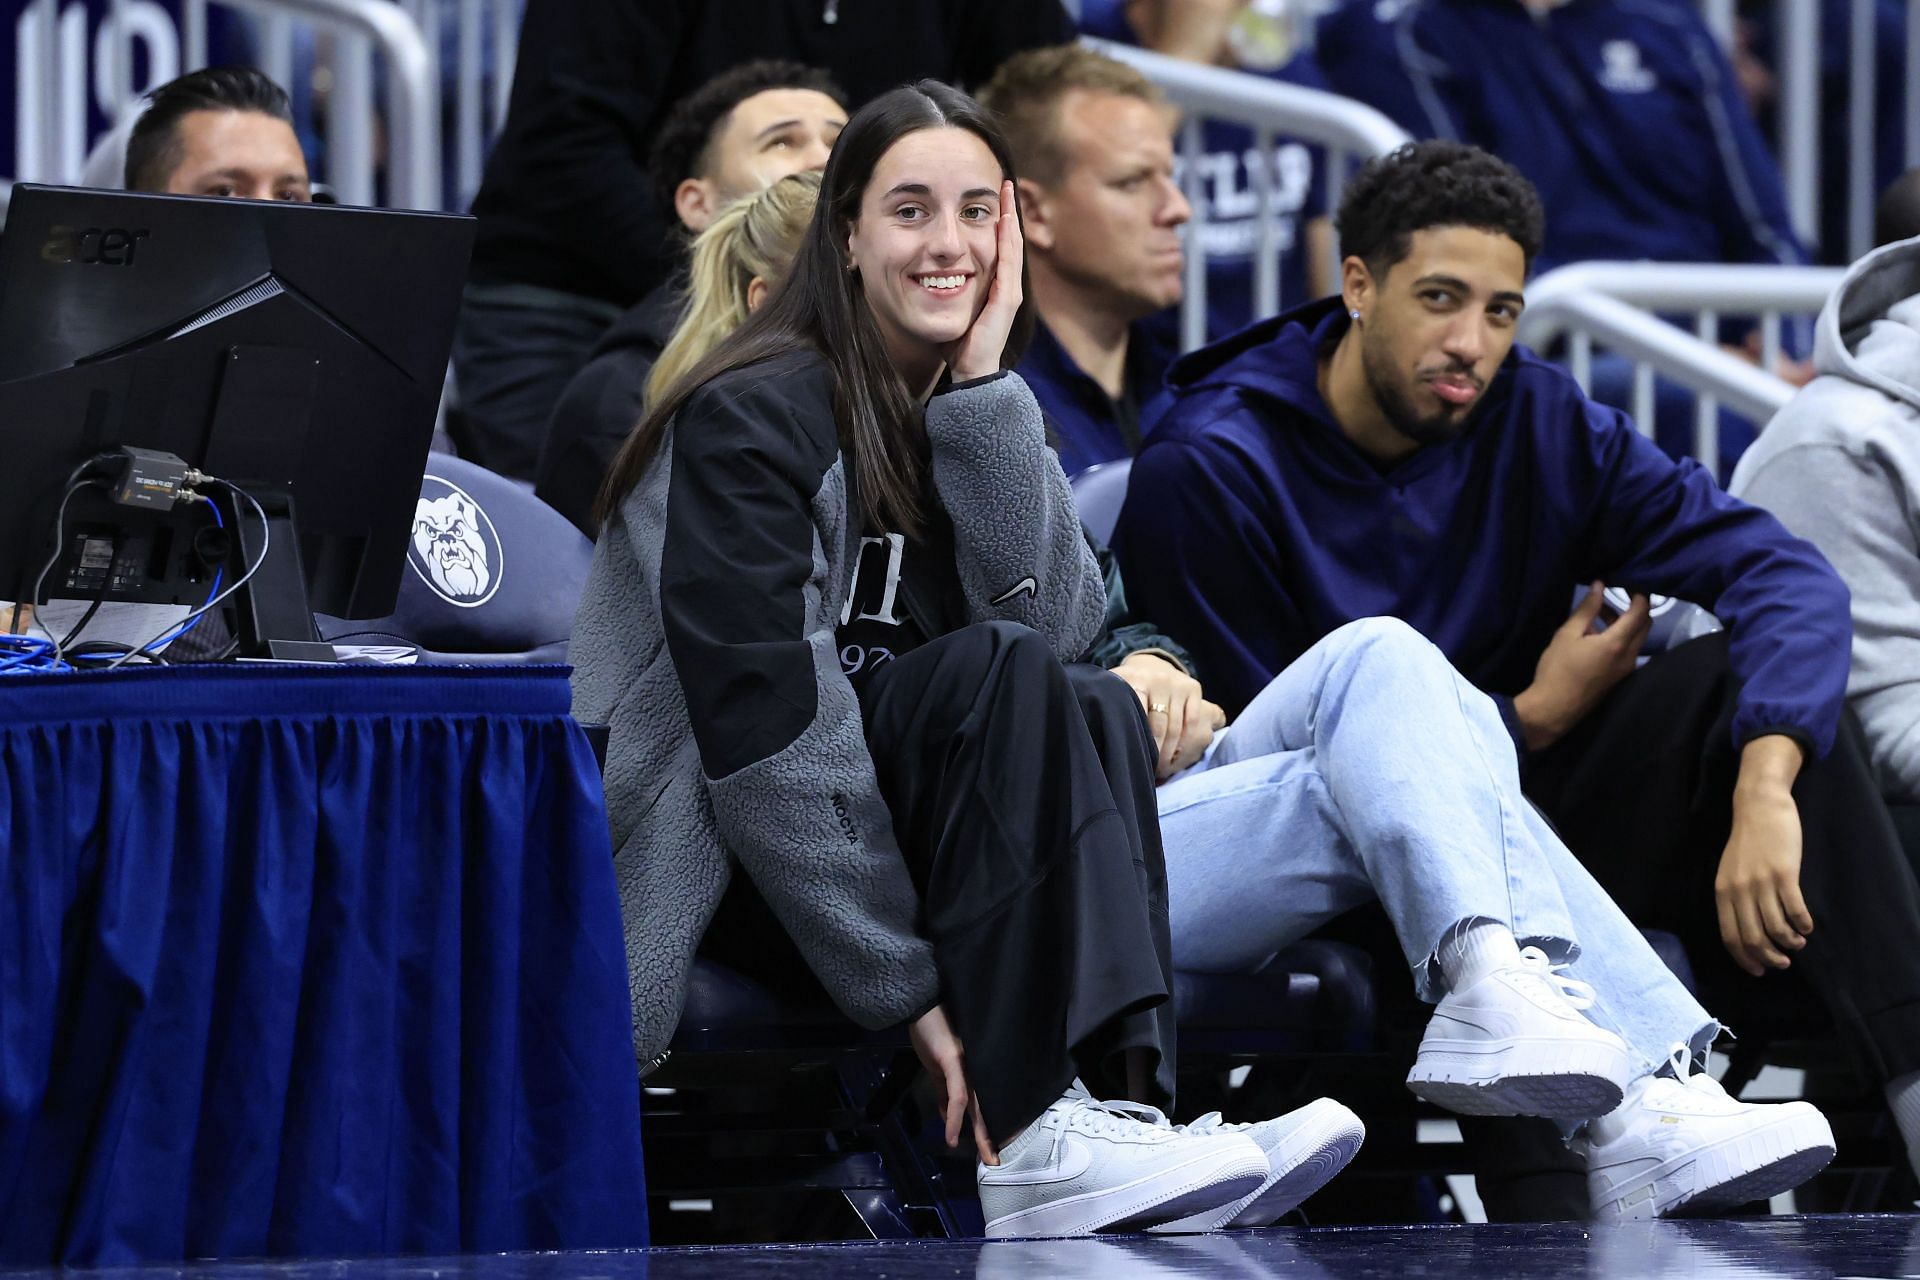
{"left": 1734, "top": 722, "right": 1822, "bottom": 764}
{"left": 1491, "top": 694, "right": 1531, "bottom": 771}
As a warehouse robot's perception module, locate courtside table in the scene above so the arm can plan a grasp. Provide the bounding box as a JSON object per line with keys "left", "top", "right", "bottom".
{"left": 0, "top": 665, "right": 647, "bottom": 1264}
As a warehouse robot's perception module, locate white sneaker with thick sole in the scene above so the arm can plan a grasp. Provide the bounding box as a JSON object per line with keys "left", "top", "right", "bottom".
{"left": 977, "top": 1086, "right": 1268, "bottom": 1238}
{"left": 1407, "top": 945, "right": 1632, "bottom": 1118}
{"left": 1150, "top": 1097, "right": 1366, "bottom": 1232}
{"left": 1575, "top": 1045, "right": 1836, "bottom": 1221}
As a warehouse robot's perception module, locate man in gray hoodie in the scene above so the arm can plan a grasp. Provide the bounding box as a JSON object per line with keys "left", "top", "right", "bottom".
{"left": 1730, "top": 231, "right": 1920, "bottom": 1183}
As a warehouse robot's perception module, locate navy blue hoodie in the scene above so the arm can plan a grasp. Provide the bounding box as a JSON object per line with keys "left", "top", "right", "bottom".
{"left": 1111, "top": 298, "right": 1852, "bottom": 758}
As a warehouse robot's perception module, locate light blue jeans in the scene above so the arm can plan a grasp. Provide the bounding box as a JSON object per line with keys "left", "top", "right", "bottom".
{"left": 1158, "top": 618, "right": 1718, "bottom": 1079}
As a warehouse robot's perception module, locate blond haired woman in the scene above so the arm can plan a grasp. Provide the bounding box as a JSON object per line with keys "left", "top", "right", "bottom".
{"left": 646, "top": 170, "right": 821, "bottom": 405}
{"left": 535, "top": 171, "right": 823, "bottom": 536}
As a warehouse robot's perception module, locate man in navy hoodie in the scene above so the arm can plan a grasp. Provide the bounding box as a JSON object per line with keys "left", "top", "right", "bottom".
{"left": 1314, "top": 0, "right": 1812, "bottom": 476}
{"left": 1115, "top": 141, "right": 1920, "bottom": 1211}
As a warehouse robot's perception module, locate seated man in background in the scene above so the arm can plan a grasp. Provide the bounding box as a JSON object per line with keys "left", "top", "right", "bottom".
{"left": 1082, "top": 0, "right": 1334, "bottom": 338}
{"left": 1731, "top": 233, "right": 1920, "bottom": 935}
{"left": 535, "top": 60, "right": 846, "bottom": 536}
{"left": 123, "top": 65, "right": 313, "bottom": 203}
{"left": 981, "top": 45, "right": 1188, "bottom": 476}
{"left": 1115, "top": 140, "right": 1920, "bottom": 1199}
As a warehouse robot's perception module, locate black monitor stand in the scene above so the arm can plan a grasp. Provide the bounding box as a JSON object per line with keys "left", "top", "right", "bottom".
{"left": 218, "top": 484, "right": 336, "bottom": 663}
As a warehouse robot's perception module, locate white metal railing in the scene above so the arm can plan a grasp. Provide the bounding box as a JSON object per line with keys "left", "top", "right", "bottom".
{"left": 1517, "top": 262, "right": 1845, "bottom": 475}
{"left": 385, "top": 0, "right": 521, "bottom": 211}
{"left": 180, "top": 0, "right": 440, "bottom": 209}
{"left": 14, "top": 0, "right": 440, "bottom": 209}
{"left": 1084, "top": 37, "right": 1411, "bottom": 351}
{"left": 1772, "top": 0, "right": 1920, "bottom": 260}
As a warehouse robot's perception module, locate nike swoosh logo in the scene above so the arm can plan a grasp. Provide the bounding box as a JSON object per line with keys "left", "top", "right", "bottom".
{"left": 991, "top": 576, "right": 1037, "bottom": 606}
{"left": 981, "top": 1133, "right": 1094, "bottom": 1185}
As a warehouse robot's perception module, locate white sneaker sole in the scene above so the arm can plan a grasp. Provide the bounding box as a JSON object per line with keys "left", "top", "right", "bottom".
{"left": 1407, "top": 1033, "right": 1630, "bottom": 1118}
{"left": 1590, "top": 1103, "right": 1836, "bottom": 1222}
{"left": 981, "top": 1140, "right": 1268, "bottom": 1239}
{"left": 1149, "top": 1099, "right": 1367, "bottom": 1233}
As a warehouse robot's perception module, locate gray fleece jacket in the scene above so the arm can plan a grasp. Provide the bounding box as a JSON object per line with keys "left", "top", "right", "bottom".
{"left": 569, "top": 350, "right": 1105, "bottom": 1068}
{"left": 1731, "top": 236, "right": 1920, "bottom": 802}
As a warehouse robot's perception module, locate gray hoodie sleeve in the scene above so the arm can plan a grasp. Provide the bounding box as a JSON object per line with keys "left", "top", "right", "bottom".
{"left": 925, "top": 371, "right": 1106, "bottom": 660}
{"left": 1736, "top": 436, "right": 1920, "bottom": 803}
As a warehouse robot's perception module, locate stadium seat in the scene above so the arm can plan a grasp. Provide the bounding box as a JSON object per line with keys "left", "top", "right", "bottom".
{"left": 316, "top": 453, "right": 591, "bottom": 663}
{"left": 1070, "top": 458, "right": 1132, "bottom": 545}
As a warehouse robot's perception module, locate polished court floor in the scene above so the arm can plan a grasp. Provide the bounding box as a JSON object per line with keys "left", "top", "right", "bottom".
{"left": 18, "top": 1217, "right": 1920, "bottom": 1280}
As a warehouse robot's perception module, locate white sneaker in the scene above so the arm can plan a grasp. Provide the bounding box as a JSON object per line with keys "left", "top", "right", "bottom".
{"left": 977, "top": 1086, "right": 1269, "bottom": 1238}
{"left": 1407, "top": 945, "right": 1632, "bottom": 1118}
{"left": 1575, "top": 1045, "right": 1836, "bottom": 1221}
{"left": 1150, "top": 1097, "right": 1366, "bottom": 1231}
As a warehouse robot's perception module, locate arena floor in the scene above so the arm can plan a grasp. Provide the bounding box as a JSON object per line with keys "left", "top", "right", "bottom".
{"left": 17, "top": 1216, "right": 1918, "bottom": 1280}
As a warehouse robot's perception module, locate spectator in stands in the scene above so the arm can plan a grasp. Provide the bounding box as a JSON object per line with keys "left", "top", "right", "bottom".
{"left": 978, "top": 46, "right": 1188, "bottom": 476}
{"left": 123, "top": 66, "right": 311, "bottom": 202}
{"left": 570, "top": 79, "right": 1365, "bottom": 1238}
{"left": 1115, "top": 140, "right": 1920, "bottom": 1208}
{"left": 1081, "top": 0, "right": 1334, "bottom": 339}
{"left": 1879, "top": 169, "right": 1920, "bottom": 248}
{"left": 1730, "top": 227, "right": 1920, "bottom": 1185}
{"left": 1316, "top": 0, "right": 1810, "bottom": 474}
{"left": 454, "top": 0, "right": 1076, "bottom": 483}
{"left": 535, "top": 63, "right": 846, "bottom": 535}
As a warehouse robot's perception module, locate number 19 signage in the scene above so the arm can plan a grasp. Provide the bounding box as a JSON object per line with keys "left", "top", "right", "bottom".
{"left": 5, "top": 0, "right": 186, "bottom": 187}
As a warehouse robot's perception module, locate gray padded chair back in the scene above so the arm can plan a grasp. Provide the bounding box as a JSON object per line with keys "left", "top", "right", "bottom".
{"left": 1570, "top": 585, "right": 1723, "bottom": 654}
{"left": 1070, "top": 458, "right": 1133, "bottom": 545}
{"left": 317, "top": 454, "right": 593, "bottom": 663}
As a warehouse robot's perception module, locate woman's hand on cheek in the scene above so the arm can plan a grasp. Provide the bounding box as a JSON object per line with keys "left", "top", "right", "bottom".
{"left": 944, "top": 179, "right": 1023, "bottom": 384}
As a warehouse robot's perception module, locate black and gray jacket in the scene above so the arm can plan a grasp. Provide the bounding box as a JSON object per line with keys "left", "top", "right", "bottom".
{"left": 569, "top": 349, "right": 1105, "bottom": 1067}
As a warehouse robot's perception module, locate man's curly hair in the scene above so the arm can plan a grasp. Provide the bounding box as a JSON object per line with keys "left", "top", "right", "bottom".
{"left": 1336, "top": 141, "right": 1545, "bottom": 279}
{"left": 647, "top": 60, "right": 848, "bottom": 217}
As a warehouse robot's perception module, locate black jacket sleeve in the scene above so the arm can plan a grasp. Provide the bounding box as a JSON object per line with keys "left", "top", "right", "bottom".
{"left": 659, "top": 377, "right": 939, "bottom": 1029}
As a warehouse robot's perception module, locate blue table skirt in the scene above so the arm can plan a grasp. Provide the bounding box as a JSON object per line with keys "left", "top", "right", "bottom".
{"left": 0, "top": 665, "right": 648, "bottom": 1264}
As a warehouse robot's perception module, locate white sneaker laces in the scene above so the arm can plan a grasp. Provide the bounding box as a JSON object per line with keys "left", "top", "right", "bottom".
{"left": 1629, "top": 1042, "right": 1733, "bottom": 1114}
{"left": 1514, "top": 945, "right": 1598, "bottom": 1011}
{"left": 1064, "top": 1093, "right": 1177, "bottom": 1139}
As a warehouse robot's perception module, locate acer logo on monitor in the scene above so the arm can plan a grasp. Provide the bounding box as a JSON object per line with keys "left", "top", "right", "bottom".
{"left": 40, "top": 225, "right": 151, "bottom": 266}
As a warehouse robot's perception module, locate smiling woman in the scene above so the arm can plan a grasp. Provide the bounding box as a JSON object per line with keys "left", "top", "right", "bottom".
{"left": 572, "top": 80, "right": 1361, "bottom": 1239}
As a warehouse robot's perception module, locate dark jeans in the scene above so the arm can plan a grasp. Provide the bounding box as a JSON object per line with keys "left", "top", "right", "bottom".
{"left": 447, "top": 281, "right": 621, "bottom": 482}
{"left": 704, "top": 622, "right": 1177, "bottom": 1142}
{"left": 1525, "top": 632, "right": 1920, "bottom": 1085}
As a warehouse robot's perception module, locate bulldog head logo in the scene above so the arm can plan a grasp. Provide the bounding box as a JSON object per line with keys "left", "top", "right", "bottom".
{"left": 407, "top": 478, "right": 503, "bottom": 607}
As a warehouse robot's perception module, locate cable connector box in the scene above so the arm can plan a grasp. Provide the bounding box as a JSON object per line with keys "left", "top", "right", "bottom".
{"left": 110, "top": 447, "right": 192, "bottom": 509}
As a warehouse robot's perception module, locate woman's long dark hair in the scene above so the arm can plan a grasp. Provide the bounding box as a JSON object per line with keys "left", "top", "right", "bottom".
{"left": 595, "top": 80, "right": 1035, "bottom": 534}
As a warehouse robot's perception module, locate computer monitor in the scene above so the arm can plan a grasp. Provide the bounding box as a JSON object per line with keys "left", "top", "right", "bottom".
{"left": 0, "top": 184, "right": 474, "bottom": 658}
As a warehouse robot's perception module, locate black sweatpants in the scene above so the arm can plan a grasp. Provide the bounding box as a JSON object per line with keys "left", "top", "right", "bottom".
{"left": 1524, "top": 631, "right": 1920, "bottom": 1084}
{"left": 704, "top": 622, "right": 1177, "bottom": 1143}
